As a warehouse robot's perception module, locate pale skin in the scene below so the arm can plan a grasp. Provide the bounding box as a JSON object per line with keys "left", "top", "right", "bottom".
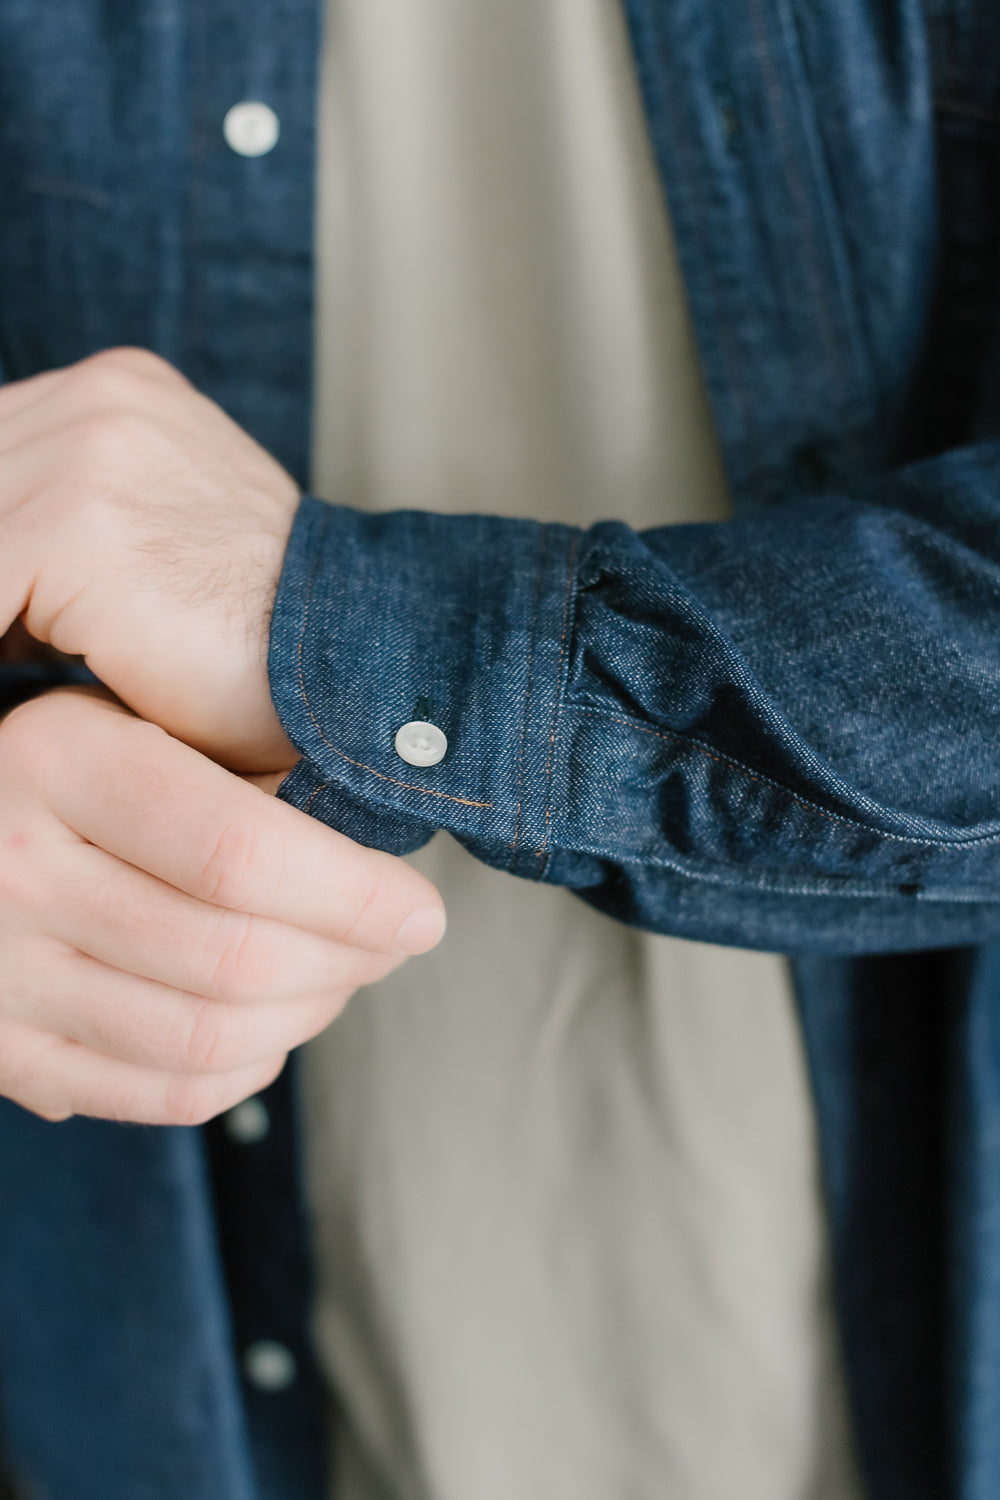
{"left": 0, "top": 349, "right": 446, "bottom": 1125}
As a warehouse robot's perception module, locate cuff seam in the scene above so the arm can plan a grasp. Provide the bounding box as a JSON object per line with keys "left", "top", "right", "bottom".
{"left": 534, "top": 534, "right": 581, "bottom": 877}
{"left": 509, "top": 526, "right": 551, "bottom": 858}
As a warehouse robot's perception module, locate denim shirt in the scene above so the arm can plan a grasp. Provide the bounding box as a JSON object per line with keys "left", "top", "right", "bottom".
{"left": 1, "top": 2, "right": 1000, "bottom": 1497}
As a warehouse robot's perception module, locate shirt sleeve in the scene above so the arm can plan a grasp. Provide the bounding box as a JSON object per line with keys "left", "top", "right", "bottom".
{"left": 267, "top": 442, "right": 1000, "bottom": 956}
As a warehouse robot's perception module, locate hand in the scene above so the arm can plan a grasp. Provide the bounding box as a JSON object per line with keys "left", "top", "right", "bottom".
{"left": 0, "top": 347, "right": 301, "bottom": 772}
{"left": 0, "top": 688, "right": 445, "bottom": 1125}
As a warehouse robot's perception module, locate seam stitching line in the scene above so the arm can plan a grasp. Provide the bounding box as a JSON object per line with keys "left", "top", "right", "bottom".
{"left": 537, "top": 538, "right": 580, "bottom": 870}
{"left": 303, "top": 779, "right": 329, "bottom": 816}
{"left": 509, "top": 529, "right": 548, "bottom": 856}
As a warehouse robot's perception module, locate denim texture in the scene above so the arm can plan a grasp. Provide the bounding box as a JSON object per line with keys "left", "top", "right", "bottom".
{"left": 0, "top": 3, "right": 329, "bottom": 1498}
{"left": 273, "top": 452, "right": 1000, "bottom": 955}
{"left": 2, "top": 1, "right": 1000, "bottom": 1497}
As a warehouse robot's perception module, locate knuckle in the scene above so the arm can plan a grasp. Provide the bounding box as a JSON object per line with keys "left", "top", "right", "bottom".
{"left": 335, "top": 868, "right": 385, "bottom": 946}
{"left": 197, "top": 817, "right": 265, "bottom": 911}
{"left": 70, "top": 407, "right": 150, "bottom": 471}
{"left": 181, "top": 999, "right": 240, "bottom": 1075}
{"left": 207, "top": 913, "right": 276, "bottom": 1002}
{"left": 181, "top": 1000, "right": 220, "bottom": 1073}
{"left": 83, "top": 346, "right": 178, "bottom": 388}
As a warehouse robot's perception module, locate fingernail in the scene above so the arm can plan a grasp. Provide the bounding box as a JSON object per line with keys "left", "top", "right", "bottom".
{"left": 395, "top": 906, "right": 447, "bottom": 954}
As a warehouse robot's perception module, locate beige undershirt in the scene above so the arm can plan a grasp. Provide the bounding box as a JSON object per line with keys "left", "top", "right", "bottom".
{"left": 306, "top": 3, "right": 862, "bottom": 1497}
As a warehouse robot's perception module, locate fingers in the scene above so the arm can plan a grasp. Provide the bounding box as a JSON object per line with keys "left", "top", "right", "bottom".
{"left": 49, "top": 700, "right": 446, "bottom": 955}
{"left": 0, "top": 1024, "right": 287, "bottom": 1127}
{"left": 9, "top": 944, "right": 393, "bottom": 1074}
{"left": 0, "top": 672, "right": 444, "bottom": 1129}
{"left": 38, "top": 840, "right": 386, "bottom": 1003}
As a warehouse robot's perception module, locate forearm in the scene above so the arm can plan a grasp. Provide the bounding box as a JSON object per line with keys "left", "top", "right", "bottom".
{"left": 270, "top": 443, "right": 1000, "bottom": 955}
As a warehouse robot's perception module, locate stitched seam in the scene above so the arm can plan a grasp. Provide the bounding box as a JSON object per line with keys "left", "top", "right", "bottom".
{"left": 570, "top": 705, "right": 1000, "bottom": 849}
{"left": 295, "top": 539, "right": 493, "bottom": 810}
{"left": 303, "top": 779, "right": 330, "bottom": 816}
{"left": 509, "top": 530, "right": 548, "bottom": 854}
{"left": 537, "top": 539, "right": 580, "bottom": 869}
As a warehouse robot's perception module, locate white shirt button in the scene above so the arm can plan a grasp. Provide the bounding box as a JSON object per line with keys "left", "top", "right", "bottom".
{"left": 223, "top": 101, "right": 280, "bottom": 157}
{"left": 394, "top": 720, "right": 448, "bottom": 767}
{"left": 243, "top": 1340, "right": 297, "bottom": 1393}
{"left": 223, "top": 1096, "right": 270, "bottom": 1145}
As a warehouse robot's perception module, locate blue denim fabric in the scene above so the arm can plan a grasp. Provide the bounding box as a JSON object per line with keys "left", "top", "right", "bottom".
{"left": 0, "top": 1103, "right": 258, "bottom": 1499}
{"left": 1, "top": 1, "right": 1000, "bottom": 1498}
{"left": 272, "top": 452, "right": 1000, "bottom": 955}
{"left": 266, "top": 4, "right": 1000, "bottom": 1495}
{"left": 0, "top": 3, "right": 329, "bottom": 1498}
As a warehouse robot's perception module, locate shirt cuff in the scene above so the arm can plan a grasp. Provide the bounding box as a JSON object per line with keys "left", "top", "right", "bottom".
{"left": 268, "top": 494, "right": 581, "bottom": 874}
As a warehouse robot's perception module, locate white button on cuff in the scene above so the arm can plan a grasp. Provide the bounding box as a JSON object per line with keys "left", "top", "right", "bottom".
{"left": 395, "top": 720, "right": 448, "bottom": 767}
{"left": 244, "top": 1340, "right": 297, "bottom": 1393}
{"left": 224, "top": 1096, "right": 270, "bottom": 1145}
{"left": 223, "top": 101, "right": 280, "bottom": 157}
